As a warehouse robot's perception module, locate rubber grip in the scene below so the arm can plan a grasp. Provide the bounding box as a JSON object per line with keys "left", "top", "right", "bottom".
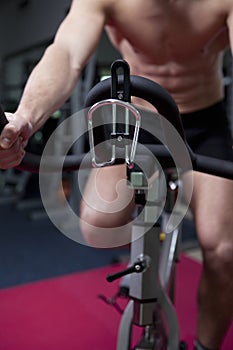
{"left": 0, "top": 105, "right": 8, "bottom": 133}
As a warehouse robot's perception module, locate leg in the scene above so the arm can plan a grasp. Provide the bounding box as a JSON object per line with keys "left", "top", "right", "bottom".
{"left": 190, "top": 172, "right": 233, "bottom": 349}
{"left": 79, "top": 164, "right": 135, "bottom": 247}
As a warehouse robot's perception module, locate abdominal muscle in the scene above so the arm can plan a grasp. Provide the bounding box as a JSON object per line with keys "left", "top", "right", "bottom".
{"left": 121, "top": 43, "right": 225, "bottom": 113}
{"left": 105, "top": 28, "right": 225, "bottom": 114}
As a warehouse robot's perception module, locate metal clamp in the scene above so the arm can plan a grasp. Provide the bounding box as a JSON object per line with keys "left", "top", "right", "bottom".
{"left": 88, "top": 99, "right": 141, "bottom": 168}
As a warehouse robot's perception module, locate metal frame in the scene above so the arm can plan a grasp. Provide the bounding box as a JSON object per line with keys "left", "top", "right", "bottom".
{"left": 116, "top": 171, "right": 181, "bottom": 350}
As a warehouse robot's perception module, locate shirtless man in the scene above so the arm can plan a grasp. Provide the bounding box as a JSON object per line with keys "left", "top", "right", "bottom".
{"left": 0, "top": 1, "right": 233, "bottom": 349}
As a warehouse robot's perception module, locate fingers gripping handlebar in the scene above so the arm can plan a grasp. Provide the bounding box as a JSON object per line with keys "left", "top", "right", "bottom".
{"left": 0, "top": 105, "right": 90, "bottom": 172}
{"left": 0, "top": 59, "right": 232, "bottom": 180}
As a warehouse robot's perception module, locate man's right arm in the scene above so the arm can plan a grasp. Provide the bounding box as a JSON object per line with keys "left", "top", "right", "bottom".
{"left": 0, "top": 0, "right": 108, "bottom": 168}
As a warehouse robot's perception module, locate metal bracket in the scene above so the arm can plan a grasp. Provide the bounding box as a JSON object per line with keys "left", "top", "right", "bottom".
{"left": 88, "top": 99, "right": 141, "bottom": 167}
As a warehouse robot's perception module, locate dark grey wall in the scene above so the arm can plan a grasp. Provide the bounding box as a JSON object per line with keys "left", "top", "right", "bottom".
{"left": 0, "top": 0, "right": 71, "bottom": 57}
{"left": 0, "top": 0, "right": 119, "bottom": 105}
{"left": 0, "top": 0, "right": 119, "bottom": 62}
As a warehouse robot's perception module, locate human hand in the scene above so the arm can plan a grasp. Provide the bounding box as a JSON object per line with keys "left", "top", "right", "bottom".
{"left": 0, "top": 112, "right": 33, "bottom": 169}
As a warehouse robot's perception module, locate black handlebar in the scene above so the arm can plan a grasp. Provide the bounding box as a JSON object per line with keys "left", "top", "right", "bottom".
{"left": 0, "top": 59, "right": 232, "bottom": 179}
{"left": 84, "top": 67, "right": 233, "bottom": 180}
{"left": 0, "top": 106, "right": 8, "bottom": 134}
{"left": 85, "top": 74, "right": 185, "bottom": 141}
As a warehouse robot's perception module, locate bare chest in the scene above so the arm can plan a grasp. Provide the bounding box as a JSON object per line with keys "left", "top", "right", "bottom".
{"left": 106, "top": 0, "right": 229, "bottom": 63}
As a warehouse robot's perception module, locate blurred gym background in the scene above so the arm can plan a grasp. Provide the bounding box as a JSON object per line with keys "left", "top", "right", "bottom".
{"left": 0, "top": 0, "right": 232, "bottom": 289}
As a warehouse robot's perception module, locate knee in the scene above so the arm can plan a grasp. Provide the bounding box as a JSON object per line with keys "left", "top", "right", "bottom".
{"left": 197, "top": 239, "right": 233, "bottom": 309}
{"left": 197, "top": 220, "right": 233, "bottom": 275}
{"left": 205, "top": 242, "right": 233, "bottom": 274}
{"left": 200, "top": 238, "right": 233, "bottom": 280}
{"left": 79, "top": 197, "right": 132, "bottom": 229}
{"left": 79, "top": 198, "right": 104, "bottom": 229}
{"left": 79, "top": 199, "right": 108, "bottom": 244}
{"left": 79, "top": 199, "right": 132, "bottom": 248}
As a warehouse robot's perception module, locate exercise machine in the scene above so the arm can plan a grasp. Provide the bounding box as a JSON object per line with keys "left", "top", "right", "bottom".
{"left": 0, "top": 59, "right": 232, "bottom": 350}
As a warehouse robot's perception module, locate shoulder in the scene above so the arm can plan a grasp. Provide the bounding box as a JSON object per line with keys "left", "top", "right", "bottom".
{"left": 64, "top": 0, "right": 117, "bottom": 28}
{"left": 69, "top": 0, "right": 116, "bottom": 15}
{"left": 224, "top": 0, "right": 233, "bottom": 29}
{"left": 222, "top": 0, "right": 233, "bottom": 18}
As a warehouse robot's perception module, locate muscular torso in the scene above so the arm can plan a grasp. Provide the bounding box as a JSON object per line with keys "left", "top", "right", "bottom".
{"left": 104, "top": 0, "right": 232, "bottom": 112}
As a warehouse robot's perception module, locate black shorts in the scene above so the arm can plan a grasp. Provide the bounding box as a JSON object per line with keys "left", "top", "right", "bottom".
{"left": 139, "top": 101, "right": 232, "bottom": 162}
{"left": 180, "top": 101, "right": 233, "bottom": 162}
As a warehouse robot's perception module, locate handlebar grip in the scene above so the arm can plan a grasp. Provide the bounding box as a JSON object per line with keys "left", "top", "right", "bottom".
{"left": 191, "top": 151, "right": 233, "bottom": 180}
{"left": 0, "top": 105, "right": 8, "bottom": 133}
